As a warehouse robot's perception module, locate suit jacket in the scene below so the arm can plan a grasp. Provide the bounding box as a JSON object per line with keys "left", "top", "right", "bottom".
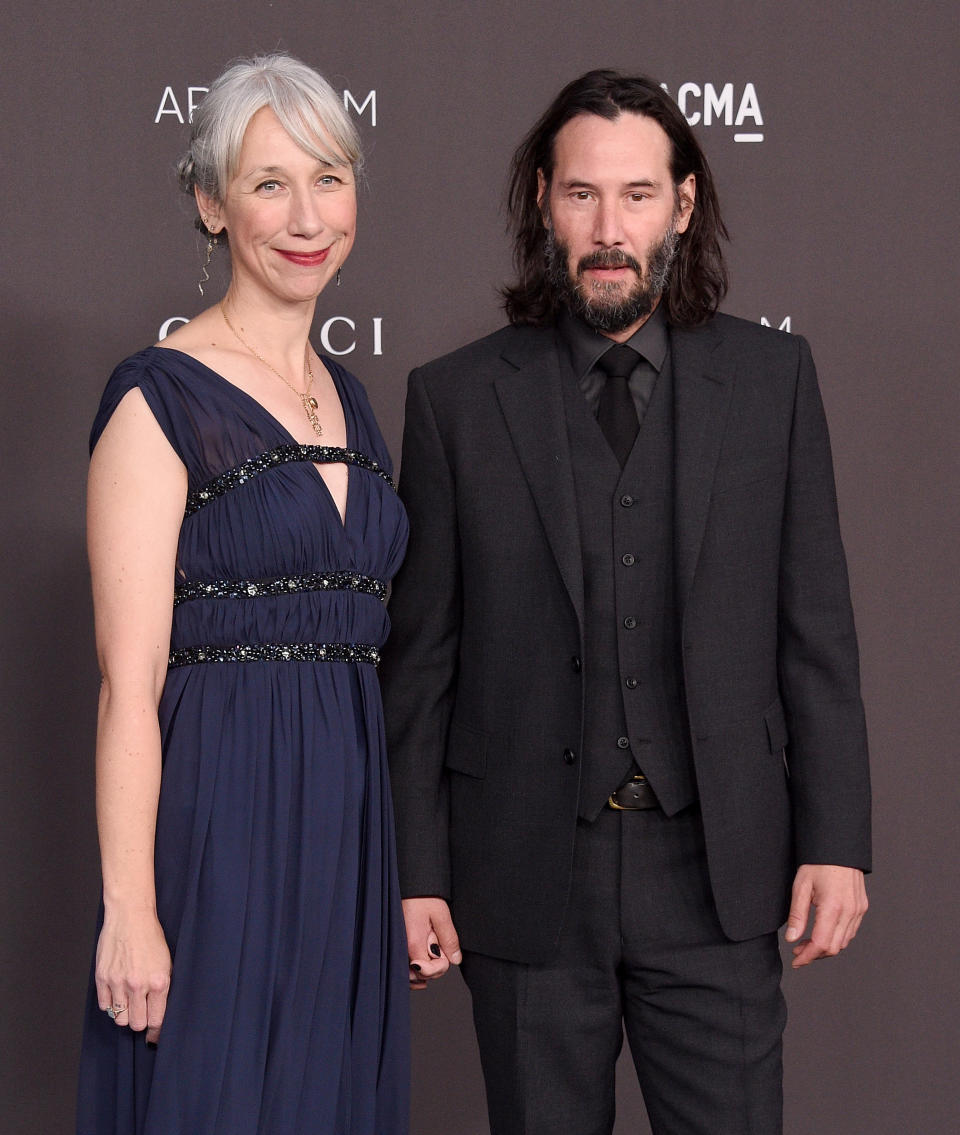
{"left": 380, "top": 312, "right": 870, "bottom": 963}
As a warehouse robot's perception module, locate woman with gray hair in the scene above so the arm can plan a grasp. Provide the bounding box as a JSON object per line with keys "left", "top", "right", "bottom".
{"left": 77, "top": 54, "right": 409, "bottom": 1133}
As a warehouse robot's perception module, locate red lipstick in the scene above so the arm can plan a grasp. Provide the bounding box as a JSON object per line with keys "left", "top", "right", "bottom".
{"left": 277, "top": 248, "right": 330, "bottom": 267}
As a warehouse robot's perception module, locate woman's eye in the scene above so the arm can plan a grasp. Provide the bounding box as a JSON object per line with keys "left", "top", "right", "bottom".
{"left": 257, "top": 180, "right": 280, "bottom": 193}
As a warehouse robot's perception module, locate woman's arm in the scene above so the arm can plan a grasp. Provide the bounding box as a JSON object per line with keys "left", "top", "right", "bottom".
{"left": 87, "top": 387, "right": 187, "bottom": 1043}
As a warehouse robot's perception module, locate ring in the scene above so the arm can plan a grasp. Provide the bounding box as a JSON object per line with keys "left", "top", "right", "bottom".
{"left": 106, "top": 1004, "right": 128, "bottom": 1020}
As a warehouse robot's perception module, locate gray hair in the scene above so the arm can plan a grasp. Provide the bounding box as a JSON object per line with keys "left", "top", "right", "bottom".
{"left": 177, "top": 53, "right": 362, "bottom": 233}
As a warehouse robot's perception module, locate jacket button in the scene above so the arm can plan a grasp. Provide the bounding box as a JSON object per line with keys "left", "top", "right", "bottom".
{"left": 621, "top": 553, "right": 636, "bottom": 566}
{"left": 625, "top": 676, "right": 638, "bottom": 689}
{"left": 623, "top": 616, "right": 637, "bottom": 629}
{"left": 571, "top": 655, "right": 582, "bottom": 673}
{"left": 617, "top": 736, "right": 630, "bottom": 750}
{"left": 620, "top": 494, "right": 635, "bottom": 507}
{"left": 563, "top": 748, "right": 577, "bottom": 765}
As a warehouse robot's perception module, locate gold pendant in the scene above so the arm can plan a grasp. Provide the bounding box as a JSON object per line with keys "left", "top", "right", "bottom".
{"left": 302, "top": 394, "right": 323, "bottom": 437}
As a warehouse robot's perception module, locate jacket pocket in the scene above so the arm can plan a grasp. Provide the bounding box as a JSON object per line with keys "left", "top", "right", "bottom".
{"left": 445, "top": 721, "right": 488, "bottom": 779}
{"left": 763, "top": 697, "right": 789, "bottom": 753}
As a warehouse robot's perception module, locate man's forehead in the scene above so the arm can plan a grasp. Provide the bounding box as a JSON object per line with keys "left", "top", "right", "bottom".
{"left": 550, "top": 111, "right": 672, "bottom": 172}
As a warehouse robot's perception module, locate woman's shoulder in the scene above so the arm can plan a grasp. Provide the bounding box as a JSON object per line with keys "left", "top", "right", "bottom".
{"left": 90, "top": 347, "right": 205, "bottom": 458}
{"left": 104, "top": 344, "right": 199, "bottom": 394}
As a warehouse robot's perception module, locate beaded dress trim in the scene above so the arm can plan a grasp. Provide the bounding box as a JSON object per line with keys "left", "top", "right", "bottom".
{"left": 184, "top": 445, "right": 396, "bottom": 517}
{"left": 173, "top": 571, "right": 387, "bottom": 607}
{"left": 168, "top": 642, "right": 381, "bottom": 668}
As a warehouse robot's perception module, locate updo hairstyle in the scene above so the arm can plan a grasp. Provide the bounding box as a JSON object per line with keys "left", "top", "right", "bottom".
{"left": 177, "top": 53, "right": 362, "bottom": 236}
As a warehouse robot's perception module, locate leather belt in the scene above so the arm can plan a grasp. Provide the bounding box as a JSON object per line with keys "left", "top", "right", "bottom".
{"left": 607, "top": 773, "right": 659, "bottom": 811}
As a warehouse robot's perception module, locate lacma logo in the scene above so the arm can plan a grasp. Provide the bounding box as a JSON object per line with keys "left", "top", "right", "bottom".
{"left": 155, "top": 87, "right": 377, "bottom": 125}
{"left": 663, "top": 82, "right": 764, "bottom": 142}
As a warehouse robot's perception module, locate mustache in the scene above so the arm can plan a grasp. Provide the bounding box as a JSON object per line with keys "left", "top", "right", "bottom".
{"left": 577, "top": 249, "right": 642, "bottom": 274}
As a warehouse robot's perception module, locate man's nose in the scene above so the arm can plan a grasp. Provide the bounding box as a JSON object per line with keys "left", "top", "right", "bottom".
{"left": 592, "top": 198, "right": 624, "bottom": 247}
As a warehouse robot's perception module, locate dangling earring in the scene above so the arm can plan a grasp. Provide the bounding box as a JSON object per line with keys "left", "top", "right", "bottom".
{"left": 199, "top": 219, "right": 217, "bottom": 296}
{"left": 336, "top": 267, "right": 342, "bottom": 288}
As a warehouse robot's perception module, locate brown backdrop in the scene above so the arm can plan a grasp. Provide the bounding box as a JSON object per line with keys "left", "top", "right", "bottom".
{"left": 2, "top": 1, "right": 957, "bottom": 1131}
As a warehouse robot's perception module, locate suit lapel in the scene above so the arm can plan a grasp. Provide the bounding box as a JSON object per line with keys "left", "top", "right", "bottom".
{"left": 494, "top": 333, "right": 585, "bottom": 629}
{"left": 672, "top": 321, "right": 734, "bottom": 610}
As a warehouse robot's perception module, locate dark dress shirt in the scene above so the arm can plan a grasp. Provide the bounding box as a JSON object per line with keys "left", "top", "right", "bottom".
{"left": 556, "top": 301, "right": 670, "bottom": 425}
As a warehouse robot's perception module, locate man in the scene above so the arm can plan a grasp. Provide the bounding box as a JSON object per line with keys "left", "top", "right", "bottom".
{"left": 381, "top": 70, "right": 870, "bottom": 1134}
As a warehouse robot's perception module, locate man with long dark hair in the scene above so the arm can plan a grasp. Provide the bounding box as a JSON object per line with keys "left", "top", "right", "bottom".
{"left": 382, "top": 70, "right": 870, "bottom": 1134}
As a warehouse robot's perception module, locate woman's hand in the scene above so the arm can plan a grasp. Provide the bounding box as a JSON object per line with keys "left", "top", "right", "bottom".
{"left": 95, "top": 910, "right": 172, "bottom": 1044}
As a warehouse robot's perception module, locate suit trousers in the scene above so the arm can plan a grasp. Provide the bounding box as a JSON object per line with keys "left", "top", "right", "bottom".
{"left": 460, "top": 804, "right": 786, "bottom": 1135}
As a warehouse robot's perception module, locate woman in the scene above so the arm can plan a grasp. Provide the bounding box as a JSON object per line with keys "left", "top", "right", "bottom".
{"left": 77, "top": 54, "right": 409, "bottom": 1134}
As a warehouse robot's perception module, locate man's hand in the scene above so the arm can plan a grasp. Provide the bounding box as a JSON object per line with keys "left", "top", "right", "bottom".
{"left": 402, "top": 897, "right": 463, "bottom": 990}
{"left": 785, "top": 864, "right": 868, "bottom": 968}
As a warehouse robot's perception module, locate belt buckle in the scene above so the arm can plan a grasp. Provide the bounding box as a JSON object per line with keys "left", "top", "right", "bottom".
{"left": 608, "top": 773, "right": 650, "bottom": 811}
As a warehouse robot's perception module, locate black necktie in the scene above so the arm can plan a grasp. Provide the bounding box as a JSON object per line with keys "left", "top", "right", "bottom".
{"left": 596, "top": 344, "right": 640, "bottom": 467}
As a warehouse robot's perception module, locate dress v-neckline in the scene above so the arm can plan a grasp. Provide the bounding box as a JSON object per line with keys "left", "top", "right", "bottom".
{"left": 151, "top": 345, "right": 354, "bottom": 529}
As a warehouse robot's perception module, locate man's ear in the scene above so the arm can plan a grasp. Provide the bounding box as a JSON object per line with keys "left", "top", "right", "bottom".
{"left": 536, "top": 170, "right": 550, "bottom": 229}
{"left": 675, "top": 173, "right": 696, "bottom": 234}
{"left": 194, "top": 187, "right": 224, "bottom": 234}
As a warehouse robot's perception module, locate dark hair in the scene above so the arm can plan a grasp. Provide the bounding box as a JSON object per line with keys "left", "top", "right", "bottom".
{"left": 502, "top": 69, "right": 728, "bottom": 328}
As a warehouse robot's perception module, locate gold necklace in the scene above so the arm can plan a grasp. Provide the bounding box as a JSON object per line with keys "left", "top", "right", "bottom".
{"left": 219, "top": 303, "right": 323, "bottom": 437}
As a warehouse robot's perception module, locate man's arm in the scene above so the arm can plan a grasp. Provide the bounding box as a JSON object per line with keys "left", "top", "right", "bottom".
{"left": 381, "top": 368, "right": 464, "bottom": 983}
{"left": 777, "top": 337, "right": 872, "bottom": 963}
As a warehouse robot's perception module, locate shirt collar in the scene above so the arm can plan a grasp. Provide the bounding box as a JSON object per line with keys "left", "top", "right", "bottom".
{"left": 557, "top": 301, "right": 669, "bottom": 382}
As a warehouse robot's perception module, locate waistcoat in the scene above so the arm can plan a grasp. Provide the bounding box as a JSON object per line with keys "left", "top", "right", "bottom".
{"left": 561, "top": 354, "right": 697, "bottom": 820}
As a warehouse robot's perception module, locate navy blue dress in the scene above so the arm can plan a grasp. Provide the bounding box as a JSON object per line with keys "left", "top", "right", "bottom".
{"left": 77, "top": 347, "right": 410, "bottom": 1135}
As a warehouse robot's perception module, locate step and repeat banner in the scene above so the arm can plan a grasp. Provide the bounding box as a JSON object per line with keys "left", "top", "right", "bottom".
{"left": 1, "top": 1, "right": 957, "bottom": 1131}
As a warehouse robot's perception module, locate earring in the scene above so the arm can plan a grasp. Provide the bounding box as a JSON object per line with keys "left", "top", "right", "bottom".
{"left": 336, "top": 267, "right": 342, "bottom": 288}
{"left": 199, "top": 223, "right": 217, "bottom": 297}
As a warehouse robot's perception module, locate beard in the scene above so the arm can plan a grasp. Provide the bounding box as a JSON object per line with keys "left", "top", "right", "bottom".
{"left": 545, "top": 219, "right": 680, "bottom": 333}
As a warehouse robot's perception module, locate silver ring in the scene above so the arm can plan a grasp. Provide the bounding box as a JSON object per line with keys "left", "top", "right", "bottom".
{"left": 106, "top": 1004, "right": 128, "bottom": 1020}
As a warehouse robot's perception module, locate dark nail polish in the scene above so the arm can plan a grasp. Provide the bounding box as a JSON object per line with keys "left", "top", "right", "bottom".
{"left": 429, "top": 943, "right": 442, "bottom": 958}
{"left": 146, "top": 1040, "right": 158, "bottom": 1050}
{"left": 410, "top": 963, "right": 422, "bottom": 972}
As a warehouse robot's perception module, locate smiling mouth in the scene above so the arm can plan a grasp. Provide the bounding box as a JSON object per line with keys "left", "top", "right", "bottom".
{"left": 277, "top": 248, "right": 331, "bottom": 267}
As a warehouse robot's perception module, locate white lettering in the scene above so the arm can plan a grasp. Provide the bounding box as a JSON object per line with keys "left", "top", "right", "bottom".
{"left": 677, "top": 82, "right": 701, "bottom": 125}
{"left": 320, "top": 317, "right": 357, "bottom": 355}
{"left": 736, "top": 83, "right": 763, "bottom": 126}
{"left": 187, "top": 86, "right": 209, "bottom": 123}
{"left": 372, "top": 317, "right": 383, "bottom": 356}
{"left": 703, "top": 83, "right": 734, "bottom": 127}
{"left": 760, "top": 316, "right": 792, "bottom": 333}
{"left": 672, "top": 81, "right": 764, "bottom": 137}
{"left": 154, "top": 86, "right": 184, "bottom": 125}
{"left": 343, "top": 90, "right": 376, "bottom": 126}
{"left": 159, "top": 316, "right": 189, "bottom": 340}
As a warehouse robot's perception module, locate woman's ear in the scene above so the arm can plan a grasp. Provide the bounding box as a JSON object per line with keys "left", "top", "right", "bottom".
{"left": 194, "top": 187, "right": 224, "bottom": 234}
